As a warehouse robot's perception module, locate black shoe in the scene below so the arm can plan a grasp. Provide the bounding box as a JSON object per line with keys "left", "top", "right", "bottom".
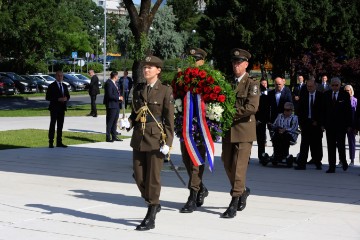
{"left": 135, "top": 205, "right": 159, "bottom": 231}
{"left": 315, "top": 163, "right": 322, "bottom": 170}
{"left": 221, "top": 197, "right": 239, "bottom": 218}
{"left": 93, "top": 114, "right": 97, "bottom": 117}
{"left": 237, "top": 187, "right": 250, "bottom": 211}
{"left": 196, "top": 184, "right": 209, "bottom": 207}
{"left": 49, "top": 143, "right": 54, "bottom": 148}
{"left": 180, "top": 190, "right": 197, "bottom": 213}
{"left": 86, "top": 113, "right": 93, "bottom": 116}
{"left": 106, "top": 139, "right": 114, "bottom": 142}
{"left": 294, "top": 165, "right": 306, "bottom": 170}
{"left": 307, "top": 159, "right": 315, "bottom": 164}
{"left": 56, "top": 143, "right": 68, "bottom": 148}
{"left": 113, "top": 137, "right": 123, "bottom": 141}
{"left": 116, "top": 131, "right": 121, "bottom": 136}
{"left": 342, "top": 162, "right": 349, "bottom": 171}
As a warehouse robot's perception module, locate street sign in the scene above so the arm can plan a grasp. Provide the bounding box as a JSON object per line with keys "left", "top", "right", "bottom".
{"left": 85, "top": 52, "right": 90, "bottom": 58}
{"left": 72, "top": 51, "right": 78, "bottom": 59}
{"left": 77, "top": 59, "right": 85, "bottom": 67}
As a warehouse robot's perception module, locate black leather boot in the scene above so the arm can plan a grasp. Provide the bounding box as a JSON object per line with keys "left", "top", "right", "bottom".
{"left": 135, "top": 204, "right": 160, "bottom": 231}
{"left": 237, "top": 187, "right": 250, "bottom": 211}
{"left": 196, "top": 183, "right": 209, "bottom": 207}
{"left": 221, "top": 197, "right": 239, "bottom": 218}
{"left": 180, "top": 189, "right": 197, "bottom": 213}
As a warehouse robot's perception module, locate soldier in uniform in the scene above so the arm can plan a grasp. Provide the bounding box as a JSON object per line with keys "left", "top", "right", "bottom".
{"left": 179, "top": 48, "right": 209, "bottom": 213}
{"left": 128, "top": 55, "right": 174, "bottom": 231}
{"left": 221, "top": 48, "right": 260, "bottom": 218}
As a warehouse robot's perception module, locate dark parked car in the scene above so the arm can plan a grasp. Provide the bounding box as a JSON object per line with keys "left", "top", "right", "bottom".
{"left": 0, "top": 72, "right": 37, "bottom": 93}
{"left": 22, "top": 75, "right": 49, "bottom": 93}
{"left": 0, "top": 76, "right": 16, "bottom": 95}
{"left": 50, "top": 73, "right": 89, "bottom": 91}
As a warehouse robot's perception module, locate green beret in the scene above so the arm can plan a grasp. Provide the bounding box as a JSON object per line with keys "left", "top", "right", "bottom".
{"left": 141, "top": 55, "right": 163, "bottom": 68}
{"left": 230, "top": 48, "right": 251, "bottom": 62}
{"left": 188, "top": 47, "right": 207, "bottom": 60}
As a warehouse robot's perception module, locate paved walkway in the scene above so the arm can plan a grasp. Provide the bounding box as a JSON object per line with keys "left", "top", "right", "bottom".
{"left": 0, "top": 116, "right": 360, "bottom": 240}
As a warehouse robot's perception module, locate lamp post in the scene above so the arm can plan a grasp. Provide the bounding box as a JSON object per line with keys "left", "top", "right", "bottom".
{"left": 103, "top": 0, "right": 107, "bottom": 82}
{"left": 95, "top": 25, "right": 100, "bottom": 62}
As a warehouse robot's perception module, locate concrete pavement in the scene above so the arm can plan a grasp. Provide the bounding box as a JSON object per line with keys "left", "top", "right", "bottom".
{"left": 0, "top": 116, "right": 360, "bottom": 240}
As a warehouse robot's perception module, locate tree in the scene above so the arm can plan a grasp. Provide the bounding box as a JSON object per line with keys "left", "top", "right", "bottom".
{"left": 123, "top": 0, "right": 164, "bottom": 83}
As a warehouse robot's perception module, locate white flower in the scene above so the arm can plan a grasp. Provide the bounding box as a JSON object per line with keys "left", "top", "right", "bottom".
{"left": 205, "top": 102, "right": 224, "bottom": 122}
{"left": 175, "top": 99, "right": 182, "bottom": 107}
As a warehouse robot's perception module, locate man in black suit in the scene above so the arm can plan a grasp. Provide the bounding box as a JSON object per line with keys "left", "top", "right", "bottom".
{"left": 295, "top": 79, "right": 323, "bottom": 170}
{"left": 87, "top": 69, "right": 100, "bottom": 117}
{"left": 118, "top": 70, "right": 133, "bottom": 109}
{"left": 46, "top": 70, "right": 70, "bottom": 148}
{"left": 322, "top": 77, "right": 351, "bottom": 173}
{"left": 317, "top": 74, "right": 331, "bottom": 93}
{"left": 292, "top": 74, "right": 306, "bottom": 114}
{"left": 256, "top": 78, "right": 270, "bottom": 161}
{"left": 103, "top": 71, "right": 123, "bottom": 142}
{"left": 268, "top": 77, "right": 292, "bottom": 123}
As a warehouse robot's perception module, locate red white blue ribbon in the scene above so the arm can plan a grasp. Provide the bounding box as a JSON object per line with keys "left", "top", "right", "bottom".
{"left": 182, "top": 91, "right": 215, "bottom": 172}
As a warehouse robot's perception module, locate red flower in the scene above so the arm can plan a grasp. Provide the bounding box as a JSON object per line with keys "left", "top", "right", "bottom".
{"left": 218, "top": 95, "right": 226, "bottom": 102}
{"left": 207, "top": 76, "right": 215, "bottom": 84}
{"left": 198, "top": 80, "right": 206, "bottom": 87}
{"left": 191, "top": 68, "right": 199, "bottom": 76}
{"left": 184, "top": 85, "right": 189, "bottom": 92}
{"left": 210, "top": 93, "right": 218, "bottom": 101}
{"left": 185, "top": 68, "right": 192, "bottom": 75}
{"left": 204, "top": 86, "right": 212, "bottom": 93}
{"left": 199, "top": 70, "right": 207, "bottom": 79}
{"left": 177, "top": 71, "right": 183, "bottom": 78}
{"left": 195, "top": 87, "right": 202, "bottom": 94}
{"left": 213, "top": 85, "right": 222, "bottom": 94}
{"left": 203, "top": 94, "right": 210, "bottom": 102}
{"left": 189, "top": 86, "right": 194, "bottom": 93}
{"left": 184, "top": 76, "right": 191, "bottom": 84}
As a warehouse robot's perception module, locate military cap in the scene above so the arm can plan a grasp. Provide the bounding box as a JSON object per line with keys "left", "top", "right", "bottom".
{"left": 188, "top": 47, "right": 207, "bottom": 60}
{"left": 231, "top": 48, "right": 251, "bottom": 62}
{"left": 141, "top": 55, "right": 163, "bottom": 68}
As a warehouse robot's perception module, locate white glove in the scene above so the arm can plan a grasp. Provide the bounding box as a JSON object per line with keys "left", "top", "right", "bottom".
{"left": 124, "top": 119, "right": 130, "bottom": 129}
{"left": 119, "top": 119, "right": 126, "bottom": 129}
{"left": 160, "top": 145, "right": 170, "bottom": 155}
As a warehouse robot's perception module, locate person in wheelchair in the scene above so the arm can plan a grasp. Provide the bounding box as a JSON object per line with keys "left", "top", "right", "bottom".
{"left": 269, "top": 102, "right": 299, "bottom": 162}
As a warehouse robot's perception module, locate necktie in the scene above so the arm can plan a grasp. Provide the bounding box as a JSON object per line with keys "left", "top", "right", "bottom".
{"left": 332, "top": 92, "right": 336, "bottom": 103}
{"left": 58, "top": 82, "right": 64, "bottom": 96}
{"left": 147, "top": 85, "right": 151, "bottom": 94}
{"left": 309, "top": 94, "right": 314, "bottom": 118}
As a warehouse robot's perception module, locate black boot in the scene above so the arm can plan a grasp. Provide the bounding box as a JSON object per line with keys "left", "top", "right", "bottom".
{"left": 237, "top": 187, "right": 250, "bottom": 211}
{"left": 221, "top": 197, "right": 239, "bottom": 218}
{"left": 135, "top": 204, "right": 160, "bottom": 231}
{"left": 196, "top": 183, "right": 209, "bottom": 207}
{"left": 180, "top": 189, "right": 197, "bottom": 213}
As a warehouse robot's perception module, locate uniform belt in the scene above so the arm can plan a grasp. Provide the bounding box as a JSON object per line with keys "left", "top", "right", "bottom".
{"left": 146, "top": 115, "right": 162, "bottom": 123}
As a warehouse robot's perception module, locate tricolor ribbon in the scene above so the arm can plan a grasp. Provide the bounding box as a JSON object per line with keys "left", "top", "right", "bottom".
{"left": 182, "top": 91, "right": 215, "bottom": 172}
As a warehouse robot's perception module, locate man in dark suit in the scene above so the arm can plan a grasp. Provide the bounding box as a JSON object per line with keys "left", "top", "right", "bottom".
{"left": 87, "top": 69, "right": 100, "bottom": 117}
{"left": 103, "top": 71, "right": 123, "bottom": 142}
{"left": 295, "top": 79, "right": 323, "bottom": 170}
{"left": 268, "top": 77, "right": 292, "bottom": 123}
{"left": 292, "top": 74, "right": 306, "bottom": 114}
{"left": 118, "top": 70, "right": 133, "bottom": 109}
{"left": 256, "top": 78, "right": 270, "bottom": 161}
{"left": 322, "top": 77, "right": 351, "bottom": 173}
{"left": 317, "top": 74, "right": 330, "bottom": 93}
{"left": 46, "top": 70, "right": 70, "bottom": 148}
{"left": 221, "top": 48, "right": 259, "bottom": 219}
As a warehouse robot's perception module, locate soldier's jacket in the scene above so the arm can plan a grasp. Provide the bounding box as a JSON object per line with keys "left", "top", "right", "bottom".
{"left": 223, "top": 73, "right": 260, "bottom": 143}
{"left": 129, "top": 80, "right": 175, "bottom": 151}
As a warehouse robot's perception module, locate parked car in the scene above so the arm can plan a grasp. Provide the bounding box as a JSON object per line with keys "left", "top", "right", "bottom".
{"left": 68, "top": 73, "right": 102, "bottom": 88}
{"left": 0, "top": 76, "right": 16, "bottom": 95}
{"left": 49, "top": 73, "right": 88, "bottom": 91}
{"left": 30, "top": 74, "right": 72, "bottom": 92}
{"left": 0, "top": 72, "right": 37, "bottom": 93}
{"left": 22, "top": 75, "right": 49, "bottom": 93}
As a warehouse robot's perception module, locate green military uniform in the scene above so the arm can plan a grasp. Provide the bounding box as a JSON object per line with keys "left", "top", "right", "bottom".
{"left": 222, "top": 72, "right": 259, "bottom": 196}
{"left": 221, "top": 48, "right": 260, "bottom": 219}
{"left": 129, "top": 79, "right": 174, "bottom": 205}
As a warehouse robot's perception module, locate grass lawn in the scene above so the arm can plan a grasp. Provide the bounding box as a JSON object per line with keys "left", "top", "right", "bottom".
{"left": 0, "top": 129, "right": 127, "bottom": 150}
{"left": 0, "top": 104, "right": 132, "bottom": 117}
{"left": 0, "top": 89, "right": 104, "bottom": 99}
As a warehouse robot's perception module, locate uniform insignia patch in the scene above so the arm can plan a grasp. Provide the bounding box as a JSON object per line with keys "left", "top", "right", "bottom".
{"left": 252, "top": 85, "right": 258, "bottom": 95}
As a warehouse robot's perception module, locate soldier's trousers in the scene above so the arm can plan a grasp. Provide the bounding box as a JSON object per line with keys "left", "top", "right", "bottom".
{"left": 222, "top": 142, "right": 252, "bottom": 197}
{"left": 133, "top": 149, "right": 164, "bottom": 205}
{"left": 180, "top": 142, "right": 206, "bottom": 192}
